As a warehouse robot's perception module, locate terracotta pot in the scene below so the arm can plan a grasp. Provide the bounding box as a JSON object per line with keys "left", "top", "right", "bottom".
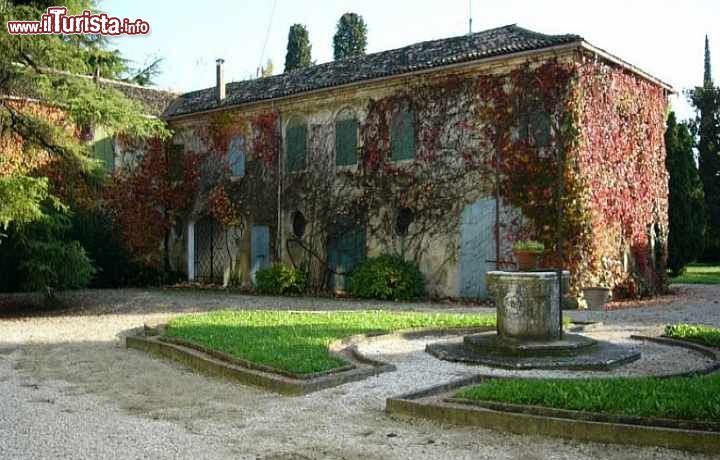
{"left": 514, "top": 250, "right": 541, "bottom": 271}
{"left": 583, "top": 287, "right": 611, "bottom": 311}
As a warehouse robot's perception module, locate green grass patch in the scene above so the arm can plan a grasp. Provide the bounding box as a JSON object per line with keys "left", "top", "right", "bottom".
{"left": 164, "top": 310, "right": 495, "bottom": 374}
{"left": 455, "top": 375, "right": 720, "bottom": 422}
{"left": 665, "top": 323, "right": 720, "bottom": 348}
{"left": 671, "top": 264, "right": 720, "bottom": 284}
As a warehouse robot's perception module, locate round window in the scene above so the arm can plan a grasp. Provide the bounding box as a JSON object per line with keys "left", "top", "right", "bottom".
{"left": 292, "top": 211, "right": 306, "bottom": 238}
{"left": 395, "top": 208, "right": 414, "bottom": 237}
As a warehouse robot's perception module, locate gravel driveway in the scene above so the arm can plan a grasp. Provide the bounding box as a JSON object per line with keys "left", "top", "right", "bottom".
{"left": 0, "top": 285, "right": 718, "bottom": 460}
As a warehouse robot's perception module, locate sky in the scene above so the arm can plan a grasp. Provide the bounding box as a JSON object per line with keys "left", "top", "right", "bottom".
{"left": 103, "top": 0, "right": 720, "bottom": 121}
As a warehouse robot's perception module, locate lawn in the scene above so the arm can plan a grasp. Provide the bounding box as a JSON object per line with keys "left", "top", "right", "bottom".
{"left": 164, "top": 310, "right": 495, "bottom": 374}
{"left": 670, "top": 264, "right": 720, "bottom": 284}
{"left": 455, "top": 375, "right": 720, "bottom": 422}
{"left": 665, "top": 323, "right": 720, "bottom": 348}
{"left": 455, "top": 323, "right": 720, "bottom": 423}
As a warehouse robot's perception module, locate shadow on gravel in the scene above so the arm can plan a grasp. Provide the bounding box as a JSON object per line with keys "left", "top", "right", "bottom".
{"left": 0, "top": 288, "right": 493, "bottom": 320}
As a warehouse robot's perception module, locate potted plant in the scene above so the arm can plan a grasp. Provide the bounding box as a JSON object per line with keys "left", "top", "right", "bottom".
{"left": 512, "top": 240, "right": 545, "bottom": 271}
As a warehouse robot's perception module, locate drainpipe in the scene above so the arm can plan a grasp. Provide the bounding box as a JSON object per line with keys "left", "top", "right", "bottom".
{"left": 494, "top": 131, "right": 501, "bottom": 268}
{"left": 556, "top": 129, "right": 566, "bottom": 337}
{"left": 276, "top": 104, "right": 282, "bottom": 261}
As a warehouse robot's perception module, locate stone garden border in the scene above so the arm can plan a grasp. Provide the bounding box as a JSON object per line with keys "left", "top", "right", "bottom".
{"left": 385, "top": 335, "right": 720, "bottom": 454}
{"left": 126, "top": 324, "right": 493, "bottom": 396}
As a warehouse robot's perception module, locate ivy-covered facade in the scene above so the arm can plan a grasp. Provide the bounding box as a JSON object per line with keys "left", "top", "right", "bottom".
{"left": 164, "top": 25, "right": 672, "bottom": 300}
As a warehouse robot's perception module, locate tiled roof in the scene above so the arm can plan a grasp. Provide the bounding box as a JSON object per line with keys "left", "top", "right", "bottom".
{"left": 165, "top": 24, "right": 582, "bottom": 118}
{"left": 2, "top": 70, "right": 177, "bottom": 117}
{"left": 97, "top": 79, "right": 177, "bottom": 117}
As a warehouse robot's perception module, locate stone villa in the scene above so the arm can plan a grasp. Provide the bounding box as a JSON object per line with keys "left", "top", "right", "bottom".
{"left": 62, "top": 24, "right": 673, "bottom": 299}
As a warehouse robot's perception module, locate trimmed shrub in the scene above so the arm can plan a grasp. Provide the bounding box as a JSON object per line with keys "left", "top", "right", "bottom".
{"left": 21, "top": 239, "right": 96, "bottom": 300}
{"left": 348, "top": 254, "right": 425, "bottom": 301}
{"left": 255, "top": 263, "right": 307, "bottom": 295}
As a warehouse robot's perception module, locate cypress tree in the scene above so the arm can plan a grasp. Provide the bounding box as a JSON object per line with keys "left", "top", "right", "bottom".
{"left": 665, "top": 112, "right": 706, "bottom": 274}
{"left": 705, "top": 35, "right": 713, "bottom": 87}
{"left": 333, "top": 13, "right": 368, "bottom": 60}
{"left": 691, "top": 35, "right": 720, "bottom": 260}
{"left": 284, "top": 24, "right": 312, "bottom": 72}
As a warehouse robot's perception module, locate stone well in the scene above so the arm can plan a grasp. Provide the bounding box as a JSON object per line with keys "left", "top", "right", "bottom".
{"left": 491, "top": 271, "right": 567, "bottom": 341}
{"left": 426, "top": 271, "right": 641, "bottom": 370}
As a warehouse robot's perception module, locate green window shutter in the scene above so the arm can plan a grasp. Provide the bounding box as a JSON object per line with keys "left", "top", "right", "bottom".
{"left": 335, "top": 119, "right": 358, "bottom": 166}
{"left": 92, "top": 125, "right": 114, "bottom": 172}
{"left": 286, "top": 125, "right": 306, "bottom": 173}
{"left": 169, "top": 144, "right": 184, "bottom": 179}
{"left": 519, "top": 111, "right": 551, "bottom": 147}
{"left": 391, "top": 110, "right": 415, "bottom": 161}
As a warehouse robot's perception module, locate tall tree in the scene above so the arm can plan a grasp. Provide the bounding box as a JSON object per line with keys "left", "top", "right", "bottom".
{"left": 690, "top": 35, "right": 720, "bottom": 260}
{"left": 333, "top": 12, "right": 367, "bottom": 60}
{"left": 665, "top": 112, "right": 705, "bottom": 274}
{"left": 0, "top": 0, "right": 166, "bottom": 297}
{"left": 284, "top": 24, "right": 312, "bottom": 72}
{"left": 705, "top": 35, "right": 713, "bottom": 87}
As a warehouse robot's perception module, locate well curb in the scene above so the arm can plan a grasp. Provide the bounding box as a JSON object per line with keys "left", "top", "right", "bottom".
{"left": 126, "top": 325, "right": 492, "bottom": 395}
{"left": 385, "top": 335, "right": 720, "bottom": 454}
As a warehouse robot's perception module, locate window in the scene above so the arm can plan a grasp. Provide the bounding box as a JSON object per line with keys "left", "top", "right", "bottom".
{"left": 286, "top": 122, "right": 307, "bottom": 173}
{"left": 391, "top": 110, "right": 415, "bottom": 161}
{"left": 228, "top": 136, "right": 246, "bottom": 177}
{"left": 520, "top": 111, "right": 552, "bottom": 147}
{"left": 395, "top": 208, "right": 414, "bottom": 237}
{"left": 168, "top": 143, "right": 184, "bottom": 180}
{"left": 335, "top": 118, "right": 358, "bottom": 166}
{"left": 291, "top": 211, "right": 307, "bottom": 238}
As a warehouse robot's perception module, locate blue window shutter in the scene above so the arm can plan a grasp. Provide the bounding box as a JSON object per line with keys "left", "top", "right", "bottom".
{"left": 391, "top": 110, "right": 415, "bottom": 161}
{"left": 251, "top": 225, "right": 271, "bottom": 283}
{"left": 286, "top": 125, "right": 306, "bottom": 173}
{"left": 228, "top": 136, "right": 246, "bottom": 177}
{"left": 335, "top": 119, "right": 358, "bottom": 166}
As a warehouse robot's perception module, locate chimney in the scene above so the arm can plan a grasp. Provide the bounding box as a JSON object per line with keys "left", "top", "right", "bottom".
{"left": 216, "top": 58, "right": 225, "bottom": 102}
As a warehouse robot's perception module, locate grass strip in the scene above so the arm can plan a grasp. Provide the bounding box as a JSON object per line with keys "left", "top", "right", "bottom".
{"left": 665, "top": 323, "right": 720, "bottom": 348}
{"left": 165, "top": 310, "right": 495, "bottom": 374}
{"left": 671, "top": 264, "right": 720, "bottom": 285}
{"left": 456, "top": 375, "right": 720, "bottom": 422}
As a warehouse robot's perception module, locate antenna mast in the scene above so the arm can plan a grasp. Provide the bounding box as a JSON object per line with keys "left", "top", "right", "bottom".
{"left": 468, "top": 0, "right": 473, "bottom": 34}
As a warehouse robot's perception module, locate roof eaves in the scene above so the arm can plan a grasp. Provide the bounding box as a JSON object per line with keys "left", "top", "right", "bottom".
{"left": 164, "top": 39, "right": 585, "bottom": 121}
{"left": 579, "top": 41, "right": 675, "bottom": 93}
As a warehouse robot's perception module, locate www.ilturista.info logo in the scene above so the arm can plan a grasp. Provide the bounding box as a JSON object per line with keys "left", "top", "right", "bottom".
{"left": 6, "top": 7, "right": 150, "bottom": 36}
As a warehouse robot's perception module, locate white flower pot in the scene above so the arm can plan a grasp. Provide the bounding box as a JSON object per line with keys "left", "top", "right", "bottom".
{"left": 583, "top": 287, "right": 611, "bottom": 311}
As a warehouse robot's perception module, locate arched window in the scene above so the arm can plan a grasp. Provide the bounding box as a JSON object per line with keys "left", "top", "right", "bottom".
{"left": 335, "top": 108, "right": 359, "bottom": 166}
{"left": 391, "top": 109, "right": 415, "bottom": 161}
{"left": 228, "top": 136, "right": 245, "bottom": 177}
{"left": 285, "top": 117, "right": 307, "bottom": 173}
